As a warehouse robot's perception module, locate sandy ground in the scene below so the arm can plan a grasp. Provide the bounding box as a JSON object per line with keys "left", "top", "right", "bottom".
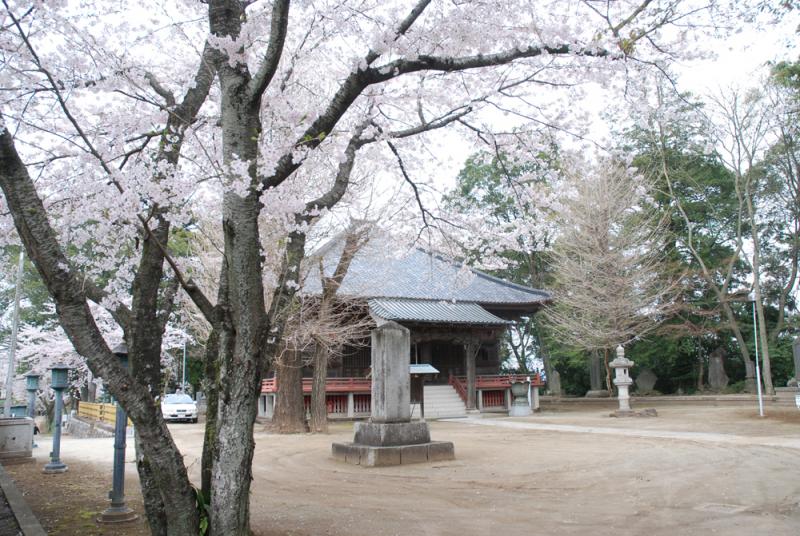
{"left": 7, "top": 404, "right": 800, "bottom": 535}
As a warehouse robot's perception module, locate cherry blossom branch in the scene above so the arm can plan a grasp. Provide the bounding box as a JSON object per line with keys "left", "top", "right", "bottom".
{"left": 4, "top": 4, "right": 217, "bottom": 323}
{"left": 262, "top": 40, "right": 616, "bottom": 191}
{"left": 247, "top": 0, "right": 291, "bottom": 101}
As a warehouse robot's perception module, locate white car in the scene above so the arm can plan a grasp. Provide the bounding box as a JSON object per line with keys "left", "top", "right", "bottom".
{"left": 161, "top": 393, "right": 198, "bottom": 423}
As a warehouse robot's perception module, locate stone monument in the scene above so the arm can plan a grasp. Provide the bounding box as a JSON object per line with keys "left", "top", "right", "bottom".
{"left": 332, "top": 322, "right": 455, "bottom": 467}
{"left": 788, "top": 337, "right": 800, "bottom": 388}
{"left": 586, "top": 352, "right": 609, "bottom": 398}
{"left": 636, "top": 368, "right": 658, "bottom": 394}
{"left": 708, "top": 347, "right": 729, "bottom": 390}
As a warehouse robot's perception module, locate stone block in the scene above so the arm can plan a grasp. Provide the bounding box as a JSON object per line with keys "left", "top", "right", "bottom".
{"left": 399, "top": 444, "right": 429, "bottom": 464}
{"left": 427, "top": 441, "right": 455, "bottom": 462}
{"left": 332, "top": 441, "right": 455, "bottom": 467}
{"left": 364, "top": 446, "right": 401, "bottom": 467}
{"left": 331, "top": 442, "right": 349, "bottom": 462}
{"left": 354, "top": 421, "right": 430, "bottom": 447}
{"left": 508, "top": 405, "right": 532, "bottom": 417}
{"left": 0, "top": 418, "right": 33, "bottom": 461}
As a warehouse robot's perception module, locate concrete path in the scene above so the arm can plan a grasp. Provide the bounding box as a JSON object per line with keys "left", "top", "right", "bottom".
{"left": 442, "top": 416, "right": 800, "bottom": 450}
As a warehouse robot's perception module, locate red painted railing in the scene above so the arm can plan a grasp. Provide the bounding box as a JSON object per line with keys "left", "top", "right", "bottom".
{"left": 353, "top": 394, "right": 371, "bottom": 414}
{"left": 449, "top": 373, "right": 543, "bottom": 405}
{"left": 261, "top": 377, "right": 371, "bottom": 394}
{"left": 482, "top": 390, "right": 506, "bottom": 408}
{"left": 449, "top": 374, "right": 468, "bottom": 404}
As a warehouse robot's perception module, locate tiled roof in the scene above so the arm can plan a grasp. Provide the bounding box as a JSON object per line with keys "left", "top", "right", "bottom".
{"left": 304, "top": 245, "right": 550, "bottom": 306}
{"left": 369, "top": 298, "right": 512, "bottom": 325}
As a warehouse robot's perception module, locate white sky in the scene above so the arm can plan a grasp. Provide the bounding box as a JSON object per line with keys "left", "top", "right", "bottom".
{"left": 420, "top": 12, "right": 800, "bottom": 198}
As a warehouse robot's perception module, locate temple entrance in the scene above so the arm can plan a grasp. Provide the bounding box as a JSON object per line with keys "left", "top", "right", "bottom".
{"left": 414, "top": 341, "right": 465, "bottom": 384}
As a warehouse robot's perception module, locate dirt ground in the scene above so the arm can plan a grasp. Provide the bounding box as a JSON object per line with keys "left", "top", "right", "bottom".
{"left": 5, "top": 404, "right": 800, "bottom": 535}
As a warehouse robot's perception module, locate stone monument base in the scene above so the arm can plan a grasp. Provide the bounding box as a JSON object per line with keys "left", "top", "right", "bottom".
{"left": 610, "top": 408, "right": 658, "bottom": 418}
{"left": 508, "top": 405, "right": 532, "bottom": 417}
{"left": 97, "top": 506, "right": 138, "bottom": 524}
{"left": 353, "top": 421, "right": 430, "bottom": 446}
{"left": 585, "top": 390, "right": 610, "bottom": 398}
{"left": 332, "top": 440, "right": 455, "bottom": 467}
{"left": 333, "top": 421, "right": 454, "bottom": 467}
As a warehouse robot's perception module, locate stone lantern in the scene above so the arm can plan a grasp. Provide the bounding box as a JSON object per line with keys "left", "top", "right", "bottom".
{"left": 98, "top": 342, "right": 138, "bottom": 523}
{"left": 24, "top": 372, "right": 40, "bottom": 448}
{"left": 43, "top": 363, "right": 70, "bottom": 474}
{"left": 610, "top": 345, "right": 634, "bottom": 415}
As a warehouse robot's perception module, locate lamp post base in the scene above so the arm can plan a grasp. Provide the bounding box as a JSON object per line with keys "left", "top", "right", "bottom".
{"left": 97, "top": 505, "right": 138, "bottom": 524}
{"left": 42, "top": 461, "right": 67, "bottom": 474}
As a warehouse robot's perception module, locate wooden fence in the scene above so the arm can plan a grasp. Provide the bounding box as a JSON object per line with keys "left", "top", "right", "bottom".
{"left": 77, "top": 402, "right": 132, "bottom": 426}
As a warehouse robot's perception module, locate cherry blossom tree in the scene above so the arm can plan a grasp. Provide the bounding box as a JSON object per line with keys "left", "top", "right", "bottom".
{"left": 0, "top": 1, "right": 731, "bottom": 534}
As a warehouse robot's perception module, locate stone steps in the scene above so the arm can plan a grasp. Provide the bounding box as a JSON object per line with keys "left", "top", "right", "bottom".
{"left": 421, "top": 385, "right": 467, "bottom": 419}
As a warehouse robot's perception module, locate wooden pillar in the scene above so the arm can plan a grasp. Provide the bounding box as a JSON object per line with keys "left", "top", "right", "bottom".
{"left": 465, "top": 342, "right": 477, "bottom": 410}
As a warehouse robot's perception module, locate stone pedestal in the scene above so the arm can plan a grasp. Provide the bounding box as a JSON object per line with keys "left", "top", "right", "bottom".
{"left": 611, "top": 346, "right": 634, "bottom": 416}
{"left": 0, "top": 418, "right": 34, "bottom": 463}
{"left": 332, "top": 322, "right": 455, "bottom": 467}
{"left": 508, "top": 381, "right": 532, "bottom": 417}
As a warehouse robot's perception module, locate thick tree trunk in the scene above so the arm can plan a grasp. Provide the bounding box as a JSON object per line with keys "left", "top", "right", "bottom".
{"left": 129, "top": 216, "right": 172, "bottom": 534}
{"left": 696, "top": 352, "right": 705, "bottom": 392}
{"left": 310, "top": 345, "right": 329, "bottom": 433}
{"left": 200, "top": 326, "right": 221, "bottom": 502}
{"left": 273, "top": 351, "right": 306, "bottom": 433}
{"left": 604, "top": 348, "right": 613, "bottom": 395}
{"left": 209, "top": 191, "right": 267, "bottom": 536}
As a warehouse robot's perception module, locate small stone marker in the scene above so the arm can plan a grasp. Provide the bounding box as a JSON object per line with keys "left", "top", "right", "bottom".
{"left": 332, "top": 321, "right": 455, "bottom": 467}
{"left": 708, "top": 347, "right": 729, "bottom": 390}
{"left": 636, "top": 368, "right": 658, "bottom": 393}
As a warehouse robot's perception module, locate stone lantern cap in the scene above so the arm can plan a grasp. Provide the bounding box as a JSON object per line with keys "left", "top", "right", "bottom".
{"left": 24, "top": 371, "right": 41, "bottom": 391}
{"left": 610, "top": 345, "right": 634, "bottom": 369}
{"left": 610, "top": 356, "right": 634, "bottom": 368}
{"left": 49, "top": 363, "right": 71, "bottom": 390}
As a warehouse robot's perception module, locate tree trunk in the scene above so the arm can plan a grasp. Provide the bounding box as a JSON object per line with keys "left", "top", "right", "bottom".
{"left": 1, "top": 126, "right": 200, "bottom": 536}
{"left": 603, "top": 348, "right": 613, "bottom": 395}
{"left": 310, "top": 345, "right": 329, "bottom": 433}
{"left": 719, "top": 300, "right": 756, "bottom": 392}
{"left": 209, "top": 191, "right": 267, "bottom": 536}
{"left": 273, "top": 351, "right": 306, "bottom": 433}
{"left": 696, "top": 351, "right": 705, "bottom": 392}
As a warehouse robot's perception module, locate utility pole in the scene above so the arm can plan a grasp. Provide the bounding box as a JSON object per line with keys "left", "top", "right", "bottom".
{"left": 4, "top": 250, "right": 24, "bottom": 417}
{"left": 182, "top": 341, "right": 187, "bottom": 392}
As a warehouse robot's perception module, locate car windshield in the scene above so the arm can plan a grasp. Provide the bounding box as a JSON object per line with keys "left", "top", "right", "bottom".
{"left": 163, "top": 394, "right": 194, "bottom": 404}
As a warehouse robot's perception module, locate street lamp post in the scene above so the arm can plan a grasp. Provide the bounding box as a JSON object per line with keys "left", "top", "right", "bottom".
{"left": 43, "top": 363, "right": 69, "bottom": 474}
{"left": 750, "top": 293, "right": 764, "bottom": 418}
{"left": 98, "top": 342, "right": 138, "bottom": 524}
{"left": 24, "top": 372, "right": 40, "bottom": 448}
